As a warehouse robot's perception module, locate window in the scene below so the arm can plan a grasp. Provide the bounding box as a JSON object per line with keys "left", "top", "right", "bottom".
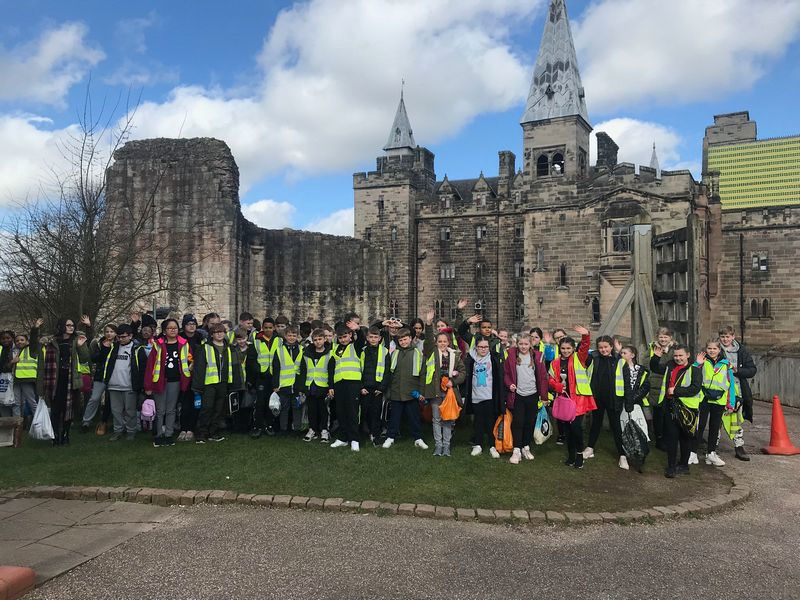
{"left": 750, "top": 299, "right": 759, "bottom": 318}
{"left": 476, "top": 263, "right": 484, "bottom": 279}
{"left": 514, "top": 299, "right": 524, "bottom": 320}
{"left": 591, "top": 297, "right": 600, "bottom": 324}
{"left": 558, "top": 263, "right": 568, "bottom": 288}
{"left": 434, "top": 300, "right": 443, "bottom": 317}
{"left": 450, "top": 302, "right": 459, "bottom": 321}
{"left": 514, "top": 261, "right": 524, "bottom": 278}
{"left": 762, "top": 298, "right": 770, "bottom": 318}
{"left": 514, "top": 191, "right": 522, "bottom": 204}
{"left": 378, "top": 195, "right": 384, "bottom": 214}
{"left": 477, "top": 194, "right": 486, "bottom": 207}
{"left": 387, "top": 264, "right": 395, "bottom": 280}
{"left": 389, "top": 300, "right": 398, "bottom": 317}
{"left": 751, "top": 252, "right": 768, "bottom": 272}
{"left": 579, "top": 148, "right": 587, "bottom": 176}
{"left": 476, "top": 225, "right": 487, "bottom": 240}
{"left": 391, "top": 226, "right": 398, "bottom": 241}
{"left": 441, "top": 195, "right": 451, "bottom": 210}
{"left": 440, "top": 263, "right": 456, "bottom": 280}
{"left": 365, "top": 227, "right": 372, "bottom": 242}
{"left": 611, "top": 224, "right": 631, "bottom": 253}
{"left": 551, "top": 153, "right": 565, "bottom": 175}
{"left": 440, "top": 227, "right": 451, "bottom": 241}
{"left": 514, "top": 222, "right": 524, "bottom": 238}
{"left": 537, "top": 155, "right": 549, "bottom": 177}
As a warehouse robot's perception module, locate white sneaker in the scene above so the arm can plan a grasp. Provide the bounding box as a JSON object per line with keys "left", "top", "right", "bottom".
{"left": 303, "top": 429, "right": 317, "bottom": 442}
{"left": 177, "top": 431, "right": 186, "bottom": 442}
{"left": 351, "top": 441, "right": 360, "bottom": 452}
{"left": 185, "top": 431, "right": 194, "bottom": 441}
{"left": 521, "top": 446, "right": 535, "bottom": 461}
{"left": 705, "top": 451, "right": 726, "bottom": 467}
{"left": 320, "top": 430, "right": 330, "bottom": 442}
{"left": 618, "top": 455, "right": 630, "bottom": 470}
{"left": 382, "top": 437, "right": 395, "bottom": 449}
{"left": 330, "top": 439, "right": 348, "bottom": 448}
{"left": 489, "top": 447, "right": 500, "bottom": 459}
{"left": 582, "top": 447, "right": 595, "bottom": 459}
{"left": 414, "top": 439, "right": 429, "bottom": 450}
{"left": 509, "top": 448, "right": 521, "bottom": 464}
{"left": 470, "top": 445, "right": 482, "bottom": 456}
{"left": 688, "top": 452, "right": 699, "bottom": 465}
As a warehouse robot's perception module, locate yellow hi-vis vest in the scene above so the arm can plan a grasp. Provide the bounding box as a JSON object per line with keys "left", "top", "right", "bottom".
{"left": 614, "top": 359, "right": 650, "bottom": 407}
{"left": 658, "top": 365, "right": 702, "bottom": 409}
{"left": 204, "top": 344, "right": 233, "bottom": 385}
{"left": 333, "top": 344, "right": 361, "bottom": 383}
{"left": 277, "top": 345, "right": 304, "bottom": 388}
{"left": 15, "top": 346, "right": 43, "bottom": 379}
{"left": 255, "top": 336, "right": 281, "bottom": 373}
{"left": 304, "top": 353, "right": 330, "bottom": 388}
{"left": 359, "top": 344, "right": 387, "bottom": 382}
{"left": 150, "top": 343, "right": 191, "bottom": 384}
{"left": 701, "top": 359, "right": 731, "bottom": 407}
{"left": 425, "top": 353, "right": 436, "bottom": 385}
{"left": 390, "top": 347, "right": 422, "bottom": 376}
{"left": 548, "top": 354, "right": 593, "bottom": 396}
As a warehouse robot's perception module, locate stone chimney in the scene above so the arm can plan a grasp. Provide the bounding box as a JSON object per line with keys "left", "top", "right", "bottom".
{"left": 596, "top": 132, "right": 618, "bottom": 169}
{"left": 498, "top": 150, "right": 516, "bottom": 181}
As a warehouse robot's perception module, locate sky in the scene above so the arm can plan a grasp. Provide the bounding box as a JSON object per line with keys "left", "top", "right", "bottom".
{"left": 2, "top": 0, "right": 800, "bottom": 236}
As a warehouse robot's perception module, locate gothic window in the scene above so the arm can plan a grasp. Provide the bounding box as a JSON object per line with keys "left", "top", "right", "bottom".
{"left": 514, "top": 261, "right": 524, "bottom": 278}
{"left": 551, "top": 153, "right": 565, "bottom": 175}
{"left": 536, "top": 155, "right": 549, "bottom": 177}
{"left": 440, "top": 227, "right": 451, "bottom": 241}
{"left": 440, "top": 263, "right": 456, "bottom": 280}
{"left": 391, "top": 226, "right": 398, "bottom": 241}
{"left": 514, "top": 222, "right": 524, "bottom": 238}
{"left": 476, "top": 225, "right": 487, "bottom": 240}
{"left": 534, "top": 246, "right": 545, "bottom": 271}
{"left": 365, "top": 227, "right": 372, "bottom": 242}
{"left": 611, "top": 223, "right": 631, "bottom": 253}
{"left": 389, "top": 300, "right": 399, "bottom": 317}
{"left": 762, "top": 298, "right": 771, "bottom": 318}
{"left": 378, "top": 195, "right": 384, "bottom": 214}
{"left": 559, "top": 263, "right": 568, "bottom": 288}
{"left": 476, "top": 263, "right": 484, "bottom": 279}
{"left": 591, "top": 297, "right": 601, "bottom": 324}
{"left": 434, "top": 300, "right": 443, "bottom": 317}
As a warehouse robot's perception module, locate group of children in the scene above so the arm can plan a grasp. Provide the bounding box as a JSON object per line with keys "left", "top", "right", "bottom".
{"left": 0, "top": 301, "right": 756, "bottom": 478}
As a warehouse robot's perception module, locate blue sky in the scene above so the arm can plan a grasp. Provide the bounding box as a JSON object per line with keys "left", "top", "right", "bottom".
{"left": 2, "top": 0, "right": 800, "bottom": 235}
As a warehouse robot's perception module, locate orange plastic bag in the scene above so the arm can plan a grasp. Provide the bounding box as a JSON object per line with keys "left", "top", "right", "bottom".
{"left": 439, "top": 377, "right": 461, "bottom": 421}
{"left": 493, "top": 409, "right": 514, "bottom": 454}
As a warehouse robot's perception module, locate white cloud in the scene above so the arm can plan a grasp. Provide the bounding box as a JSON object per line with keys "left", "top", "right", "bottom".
{"left": 128, "top": 0, "right": 542, "bottom": 193}
{"left": 0, "top": 22, "right": 104, "bottom": 106}
{"left": 241, "top": 199, "right": 296, "bottom": 229}
{"left": 590, "top": 117, "right": 681, "bottom": 170}
{"left": 103, "top": 60, "right": 178, "bottom": 87}
{"left": 114, "top": 12, "right": 159, "bottom": 54}
{"left": 574, "top": 0, "right": 800, "bottom": 112}
{"left": 304, "top": 208, "right": 354, "bottom": 237}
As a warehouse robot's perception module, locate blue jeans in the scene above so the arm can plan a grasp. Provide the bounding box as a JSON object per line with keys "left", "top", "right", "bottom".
{"left": 387, "top": 400, "right": 421, "bottom": 440}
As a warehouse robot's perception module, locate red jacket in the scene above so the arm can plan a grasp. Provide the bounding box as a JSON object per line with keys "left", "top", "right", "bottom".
{"left": 144, "top": 336, "right": 192, "bottom": 394}
{"left": 547, "top": 334, "right": 596, "bottom": 416}
{"left": 503, "top": 347, "right": 549, "bottom": 410}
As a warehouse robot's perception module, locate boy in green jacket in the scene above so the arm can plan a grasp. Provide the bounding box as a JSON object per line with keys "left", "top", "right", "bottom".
{"left": 382, "top": 328, "right": 428, "bottom": 450}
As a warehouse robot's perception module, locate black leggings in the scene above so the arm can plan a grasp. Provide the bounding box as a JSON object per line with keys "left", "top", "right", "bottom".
{"left": 564, "top": 414, "right": 585, "bottom": 461}
{"left": 697, "top": 400, "right": 725, "bottom": 453}
{"left": 588, "top": 395, "right": 624, "bottom": 456}
{"left": 471, "top": 400, "right": 496, "bottom": 447}
{"left": 663, "top": 402, "right": 692, "bottom": 468}
{"left": 307, "top": 393, "right": 329, "bottom": 433}
{"left": 511, "top": 393, "right": 537, "bottom": 449}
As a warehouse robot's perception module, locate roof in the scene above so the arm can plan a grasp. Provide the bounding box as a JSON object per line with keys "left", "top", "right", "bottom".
{"left": 520, "top": 0, "right": 589, "bottom": 124}
{"left": 383, "top": 92, "right": 416, "bottom": 152}
{"left": 435, "top": 176, "right": 500, "bottom": 202}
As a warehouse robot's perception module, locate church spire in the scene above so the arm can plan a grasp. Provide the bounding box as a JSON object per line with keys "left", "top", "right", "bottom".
{"left": 384, "top": 84, "right": 416, "bottom": 156}
{"left": 520, "top": 0, "right": 588, "bottom": 124}
{"left": 650, "top": 142, "right": 661, "bottom": 178}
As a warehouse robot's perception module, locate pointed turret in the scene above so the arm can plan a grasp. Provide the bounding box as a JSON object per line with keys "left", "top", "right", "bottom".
{"left": 521, "top": 0, "right": 588, "bottom": 124}
{"left": 650, "top": 142, "right": 661, "bottom": 178}
{"left": 384, "top": 87, "right": 416, "bottom": 156}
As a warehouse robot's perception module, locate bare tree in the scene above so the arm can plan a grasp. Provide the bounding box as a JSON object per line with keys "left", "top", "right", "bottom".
{"left": 0, "top": 83, "right": 219, "bottom": 332}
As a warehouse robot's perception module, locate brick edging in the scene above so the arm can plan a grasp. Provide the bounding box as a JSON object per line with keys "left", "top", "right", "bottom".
{"left": 2, "top": 484, "right": 751, "bottom": 526}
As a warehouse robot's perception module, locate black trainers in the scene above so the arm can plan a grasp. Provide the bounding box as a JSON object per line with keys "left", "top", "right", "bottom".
{"left": 574, "top": 455, "right": 584, "bottom": 469}
{"left": 209, "top": 435, "right": 225, "bottom": 442}
{"left": 153, "top": 436, "right": 162, "bottom": 448}
{"left": 675, "top": 464, "right": 690, "bottom": 475}
{"left": 664, "top": 467, "right": 676, "bottom": 478}
{"left": 165, "top": 435, "right": 175, "bottom": 446}
{"left": 195, "top": 437, "right": 207, "bottom": 444}
{"left": 265, "top": 427, "right": 276, "bottom": 436}
{"left": 564, "top": 457, "right": 575, "bottom": 467}
{"left": 249, "top": 428, "right": 262, "bottom": 439}
{"left": 735, "top": 446, "right": 750, "bottom": 461}
{"left": 556, "top": 434, "right": 566, "bottom": 446}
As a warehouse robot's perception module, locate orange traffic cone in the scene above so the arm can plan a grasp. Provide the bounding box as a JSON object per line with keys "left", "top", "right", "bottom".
{"left": 762, "top": 395, "right": 800, "bottom": 455}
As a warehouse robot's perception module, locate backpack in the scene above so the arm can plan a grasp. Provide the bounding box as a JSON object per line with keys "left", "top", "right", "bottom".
{"left": 141, "top": 398, "right": 156, "bottom": 430}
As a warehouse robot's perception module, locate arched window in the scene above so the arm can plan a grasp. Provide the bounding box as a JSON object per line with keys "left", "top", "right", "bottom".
{"left": 551, "top": 153, "right": 564, "bottom": 175}
{"left": 762, "top": 299, "right": 770, "bottom": 318}
{"left": 537, "top": 154, "right": 549, "bottom": 177}
{"left": 389, "top": 300, "right": 399, "bottom": 317}
{"left": 750, "top": 299, "right": 759, "bottom": 318}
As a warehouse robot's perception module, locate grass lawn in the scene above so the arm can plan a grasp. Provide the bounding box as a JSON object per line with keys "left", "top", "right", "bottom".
{"left": 1, "top": 421, "right": 732, "bottom": 512}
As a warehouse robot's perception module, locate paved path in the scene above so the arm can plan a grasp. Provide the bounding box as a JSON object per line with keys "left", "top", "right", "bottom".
{"left": 12, "top": 400, "right": 800, "bottom": 599}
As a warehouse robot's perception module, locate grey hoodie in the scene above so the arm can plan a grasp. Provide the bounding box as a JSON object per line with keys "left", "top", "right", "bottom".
{"left": 469, "top": 348, "right": 493, "bottom": 403}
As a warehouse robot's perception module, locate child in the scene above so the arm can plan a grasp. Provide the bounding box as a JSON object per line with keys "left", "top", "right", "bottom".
{"left": 458, "top": 313, "right": 503, "bottom": 358}
{"left": 718, "top": 325, "right": 756, "bottom": 461}
{"left": 614, "top": 344, "right": 650, "bottom": 470}
{"left": 695, "top": 340, "right": 731, "bottom": 467}
{"left": 193, "top": 323, "right": 236, "bottom": 443}
{"left": 231, "top": 328, "right": 252, "bottom": 432}
{"left": 144, "top": 319, "right": 191, "bottom": 447}
{"left": 423, "top": 310, "right": 466, "bottom": 457}
{"left": 104, "top": 324, "right": 142, "bottom": 441}
{"left": 382, "top": 327, "right": 428, "bottom": 450}
{"left": 82, "top": 323, "right": 117, "bottom": 429}
{"left": 177, "top": 314, "right": 202, "bottom": 441}
{"left": 249, "top": 317, "right": 283, "bottom": 438}
{"left": 13, "top": 318, "right": 45, "bottom": 419}
{"left": 504, "top": 332, "right": 549, "bottom": 464}
{"left": 584, "top": 335, "right": 621, "bottom": 461}
{"left": 650, "top": 344, "right": 703, "bottom": 478}
{"left": 359, "top": 326, "right": 390, "bottom": 445}
{"left": 647, "top": 327, "right": 675, "bottom": 450}
{"left": 271, "top": 325, "right": 304, "bottom": 434}
{"left": 465, "top": 335, "right": 504, "bottom": 457}
{"left": 548, "top": 326, "right": 596, "bottom": 469}
{"left": 0, "top": 330, "right": 18, "bottom": 417}
{"left": 330, "top": 323, "right": 364, "bottom": 451}
{"left": 298, "top": 328, "right": 334, "bottom": 442}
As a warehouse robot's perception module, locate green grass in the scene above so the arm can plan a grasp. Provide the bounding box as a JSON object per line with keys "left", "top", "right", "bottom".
{"left": 0, "top": 422, "right": 732, "bottom": 512}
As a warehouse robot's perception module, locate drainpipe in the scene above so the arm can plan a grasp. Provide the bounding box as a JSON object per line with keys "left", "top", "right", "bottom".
{"left": 739, "top": 233, "right": 745, "bottom": 344}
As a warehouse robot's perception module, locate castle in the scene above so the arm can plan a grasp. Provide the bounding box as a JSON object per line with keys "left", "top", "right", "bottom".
{"left": 109, "top": 0, "right": 799, "bottom": 360}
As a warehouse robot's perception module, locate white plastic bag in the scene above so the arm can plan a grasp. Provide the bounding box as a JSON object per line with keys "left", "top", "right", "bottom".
{"left": 29, "top": 400, "right": 55, "bottom": 440}
{"left": 0, "top": 373, "right": 13, "bottom": 406}
{"left": 620, "top": 404, "right": 650, "bottom": 441}
{"left": 269, "top": 391, "right": 281, "bottom": 416}
{"left": 533, "top": 404, "right": 552, "bottom": 445}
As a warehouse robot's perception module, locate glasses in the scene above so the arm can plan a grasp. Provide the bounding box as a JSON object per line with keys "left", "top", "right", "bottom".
{"left": 477, "top": 345, "right": 490, "bottom": 349}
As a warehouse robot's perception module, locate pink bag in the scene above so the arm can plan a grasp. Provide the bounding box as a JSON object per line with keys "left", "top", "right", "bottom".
{"left": 552, "top": 394, "right": 577, "bottom": 423}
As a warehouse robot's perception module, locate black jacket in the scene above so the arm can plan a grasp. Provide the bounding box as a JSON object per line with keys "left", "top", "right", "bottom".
{"left": 102, "top": 342, "right": 144, "bottom": 393}
{"left": 650, "top": 359, "right": 702, "bottom": 404}
{"left": 464, "top": 352, "right": 505, "bottom": 416}
{"left": 725, "top": 343, "right": 757, "bottom": 422}
{"left": 618, "top": 363, "right": 651, "bottom": 412}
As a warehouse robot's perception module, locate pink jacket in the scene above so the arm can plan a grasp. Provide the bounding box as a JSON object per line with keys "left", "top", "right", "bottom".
{"left": 503, "top": 347, "right": 549, "bottom": 410}
{"left": 144, "top": 335, "right": 192, "bottom": 394}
